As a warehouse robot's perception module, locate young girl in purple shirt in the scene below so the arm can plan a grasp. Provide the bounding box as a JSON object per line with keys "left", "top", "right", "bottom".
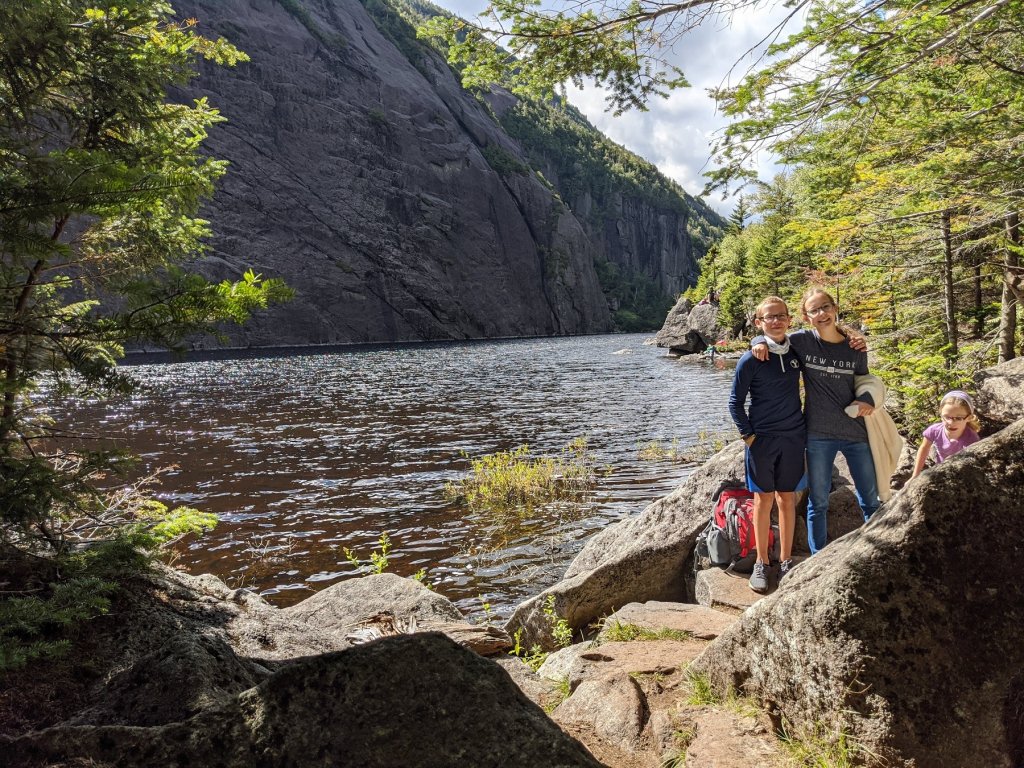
{"left": 912, "top": 391, "right": 981, "bottom": 478}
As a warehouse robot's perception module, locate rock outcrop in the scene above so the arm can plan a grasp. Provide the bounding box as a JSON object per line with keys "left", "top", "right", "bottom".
{"left": 974, "top": 356, "right": 1024, "bottom": 432}
{"left": 10, "top": 633, "right": 603, "bottom": 768}
{"left": 504, "top": 440, "right": 866, "bottom": 649}
{"left": 487, "top": 100, "right": 722, "bottom": 300}
{"left": 516, "top": 600, "right": 784, "bottom": 767}
{"left": 690, "top": 417, "right": 1024, "bottom": 767}
{"left": 3, "top": 565, "right": 598, "bottom": 767}
{"left": 167, "top": 0, "right": 720, "bottom": 346}
{"left": 654, "top": 296, "right": 722, "bottom": 353}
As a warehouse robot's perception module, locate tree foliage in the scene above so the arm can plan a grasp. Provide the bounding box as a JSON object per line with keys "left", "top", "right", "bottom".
{"left": 707, "top": 0, "right": 1024, "bottom": 427}
{"left": 441, "top": 0, "right": 1024, "bottom": 427}
{"left": 418, "top": 0, "right": 716, "bottom": 113}
{"left": 1, "top": 1, "right": 291, "bottom": 556}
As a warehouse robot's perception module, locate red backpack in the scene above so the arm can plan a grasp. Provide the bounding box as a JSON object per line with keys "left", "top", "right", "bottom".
{"left": 698, "top": 486, "right": 779, "bottom": 573}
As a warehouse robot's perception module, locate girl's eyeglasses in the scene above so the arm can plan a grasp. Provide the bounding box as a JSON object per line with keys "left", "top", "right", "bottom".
{"left": 805, "top": 303, "right": 834, "bottom": 317}
{"left": 941, "top": 415, "right": 968, "bottom": 423}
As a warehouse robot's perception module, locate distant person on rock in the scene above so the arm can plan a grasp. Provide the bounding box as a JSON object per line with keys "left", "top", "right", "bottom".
{"left": 751, "top": 287, "right": 876, "bottom": 555}
{"left": 728, "top": 296, "right": 805, "bottom": 594}
{"left": 912, "top": 390, "right": 981, "bottom": 478}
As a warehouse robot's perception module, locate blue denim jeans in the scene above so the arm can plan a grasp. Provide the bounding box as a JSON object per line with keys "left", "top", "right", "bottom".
{"left": 806, "top": 438, "right": 880, "bottom": 554}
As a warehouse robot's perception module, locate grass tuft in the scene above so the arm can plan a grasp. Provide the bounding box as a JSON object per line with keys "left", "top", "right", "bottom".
{"left": 444, "top": 437, "right": 602, "bottom": 513}
{"left": 779, "top": 723, "right": 862, "bottom": 768}
{"left": 660, "top": 728, "right": 696, "bottom": 767}
{"left": 602, "top": 620, "right": 693, "bottom": 643}
{"left": 684, "top": 668, "right": 720, "bottom": 706}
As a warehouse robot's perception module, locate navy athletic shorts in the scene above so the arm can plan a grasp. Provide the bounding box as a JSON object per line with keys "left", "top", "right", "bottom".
{"left": 745, "top": 433, "right": 807, "bottom": 493}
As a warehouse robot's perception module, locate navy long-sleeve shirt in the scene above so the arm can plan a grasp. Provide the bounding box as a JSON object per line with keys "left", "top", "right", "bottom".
{"left": 729, "top": 347, "right": 805, "bottom": 439}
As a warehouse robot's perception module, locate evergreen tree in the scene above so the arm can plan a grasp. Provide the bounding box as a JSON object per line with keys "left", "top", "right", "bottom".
{"left": 1, "top": 1, "right": 291, "bottom": 553}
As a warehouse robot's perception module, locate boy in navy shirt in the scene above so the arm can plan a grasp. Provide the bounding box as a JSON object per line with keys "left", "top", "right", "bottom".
{"left": 728, "top": 296, "right": 806, "bottom": 593}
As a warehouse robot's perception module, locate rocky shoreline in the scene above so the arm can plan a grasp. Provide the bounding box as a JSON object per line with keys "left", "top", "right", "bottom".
{"left": 3, "top": 358, "right": 1023, "bottom": 767}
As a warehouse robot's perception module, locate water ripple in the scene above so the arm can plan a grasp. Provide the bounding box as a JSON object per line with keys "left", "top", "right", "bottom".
{"left": 61, "top": 333, "right": 735, "bottom": 621}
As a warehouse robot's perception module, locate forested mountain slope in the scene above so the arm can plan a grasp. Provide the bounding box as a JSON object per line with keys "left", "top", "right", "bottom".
{"left": 173, "top": 0, "right": 723, "bottom": 345}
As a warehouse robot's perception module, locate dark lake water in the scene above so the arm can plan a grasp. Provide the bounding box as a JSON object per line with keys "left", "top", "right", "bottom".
{"left": 68, "top": 333, "right": 736, "bottom": 621}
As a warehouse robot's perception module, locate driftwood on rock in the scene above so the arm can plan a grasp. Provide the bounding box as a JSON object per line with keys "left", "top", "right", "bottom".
{"left": 690, "top": 417, "right": 1024, "bottom": 767}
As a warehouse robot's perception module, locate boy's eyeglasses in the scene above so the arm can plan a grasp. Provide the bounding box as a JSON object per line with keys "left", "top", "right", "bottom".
{"left": 805, "top": 303, "right": 834, "bottom": 317}
{"left": 758, "top": 314, "right": 790, "bottom": 322}
{"left": 941, "top": 415, "right": 968, "bottom": 423}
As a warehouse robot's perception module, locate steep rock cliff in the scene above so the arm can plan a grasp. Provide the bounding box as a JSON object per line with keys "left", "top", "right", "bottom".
{"left": 491, "top": 97, "right": 722, "bottom": 300}
{"left": 173, "top": 0, "right": 716, "bottom": 345}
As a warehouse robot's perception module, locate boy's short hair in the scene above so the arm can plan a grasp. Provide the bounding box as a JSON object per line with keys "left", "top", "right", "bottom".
{"left": 754, "top": 296, "right": 789, "bottom": 318}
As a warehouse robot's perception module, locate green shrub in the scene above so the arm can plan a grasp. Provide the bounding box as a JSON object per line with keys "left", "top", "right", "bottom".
{"left": 543, "top": 594, "right": 574, "bottom": 648}
{"left": 481, "top": 144, "right": 530, "bottom": 177}
{"left": 444, "top": 437, "right": 600, "bottom": 513}
{"left": 343, "top": 531, "right": 392, "bottom": 575}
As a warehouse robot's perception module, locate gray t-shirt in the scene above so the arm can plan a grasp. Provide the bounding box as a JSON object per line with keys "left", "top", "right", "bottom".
{"left": 789, "top": 329, "right": 871, "bottom": 441}
{"left": 753, "top": 329, "right": 873, "bottom": 442}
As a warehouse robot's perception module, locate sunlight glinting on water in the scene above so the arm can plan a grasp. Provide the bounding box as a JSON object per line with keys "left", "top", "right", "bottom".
{"left": 65, "top": 333, "right": 736, "bottom": 619}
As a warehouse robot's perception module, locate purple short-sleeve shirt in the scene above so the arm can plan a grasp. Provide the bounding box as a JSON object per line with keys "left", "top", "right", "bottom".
{"left": 922, "top": 422, "right": 979, "bottom": 463}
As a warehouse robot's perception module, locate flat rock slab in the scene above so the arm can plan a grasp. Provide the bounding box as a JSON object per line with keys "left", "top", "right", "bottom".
{"left": 694, "top": 568, "right": 766, "bottom": 614}
{"left": 680, "top": 709, "right": 782, "bottom": 768}
{"left": 694, "top": 558, "right": 810, "bottom": 615}
{"left": 600, "top": 601, "right": 738, "bottom": 641}
{"left": 540, "top": 639, "right": 710, "bottom": 691}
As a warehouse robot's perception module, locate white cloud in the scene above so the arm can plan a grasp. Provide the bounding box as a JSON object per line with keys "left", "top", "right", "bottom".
{"left": 431, "top": 0, "right": 803, "bottom": 214}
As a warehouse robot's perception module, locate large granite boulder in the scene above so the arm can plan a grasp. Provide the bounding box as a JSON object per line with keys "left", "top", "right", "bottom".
{"left": 7, "top": 634, "right": 604, "bottom": 768}
{"left": 504, "top": 441, "right": 877, "bottom": 650}
{"left": 0, "top": 563, "right": 499, "bottom": 732}
{"left": 654, "top": 296, "right": 722, "bottom": 353}
{"left": 974, "top": 356, "right": 1024, "bottom": 433}
{"left": 283, "top": 571, "right": 464, "bottom": 630}
{"left": 690, "top": 417, "right": 1024, "bottom": 767}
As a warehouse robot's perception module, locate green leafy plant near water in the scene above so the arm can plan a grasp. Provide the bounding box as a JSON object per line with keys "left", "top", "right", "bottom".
{"left": 510, "top": 627, "right": 549, "bottom": 672}
{"left": 637, "top": 439, "right": 686, "bottom": 463}
{"left": 543, "top": 594, "right": 574, "bottom": 648}
{"left": 508, "top": 594, "right": 574, "bottom": 671}
{"left": 343, "top": 533, "right": 435, "bottom": 588}
{"left": 444, "top": 437, "right": 604, "bottom": 513}
{"left": 344, "top": 532, "right": 393, "bottom": 575}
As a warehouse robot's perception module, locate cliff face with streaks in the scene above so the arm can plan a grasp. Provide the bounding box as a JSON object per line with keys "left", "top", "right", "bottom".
{"left": 173, "top": 0, "right": 720, "bottom": 345}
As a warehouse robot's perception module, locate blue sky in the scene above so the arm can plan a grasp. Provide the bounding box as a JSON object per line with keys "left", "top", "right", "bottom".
{"left": 432, "top": 0, "right": 799, "bottom": 214}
